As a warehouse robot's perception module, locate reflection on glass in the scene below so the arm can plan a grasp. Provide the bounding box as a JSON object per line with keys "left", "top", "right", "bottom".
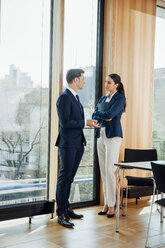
{"left": 153, "top": 6, "right": 165, "bottom": 159}
{"left": 63, "top": 0, "right": 98, "bottom": 203}
{"left": 0, "top": 0, "right": 50, "bottom": 205}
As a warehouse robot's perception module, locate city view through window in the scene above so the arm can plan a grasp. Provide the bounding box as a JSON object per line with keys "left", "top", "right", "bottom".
{"left": 63, "top": 0, "right": 98, "bottom": 203}
{"left": 0, "top": 0, "right": 51, "bottom": 205}
{"left": 152, "top": 6, "right": 165, "bottom": 159}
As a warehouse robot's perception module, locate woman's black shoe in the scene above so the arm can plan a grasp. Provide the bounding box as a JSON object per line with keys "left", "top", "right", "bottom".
{"left": 98, "top": 210, "right": 108, "bottom": 215}
{"left": 107, "top": 213, "right": 115, "bottom": 218}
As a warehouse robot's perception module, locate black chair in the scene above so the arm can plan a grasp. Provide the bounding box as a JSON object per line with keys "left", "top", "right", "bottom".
{"left": 120, "top": 148, "right": 157, "bottom": 216}
{"left": 145, "top": 161, "right": 165, "bottom": 248}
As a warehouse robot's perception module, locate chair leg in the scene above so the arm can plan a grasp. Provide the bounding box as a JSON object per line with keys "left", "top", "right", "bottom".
{"left": 136, "top": 197, "right": 140, "bottom": 205}
{"left": 29, "top": 216, "right": 32, "bottom": 224}
{"left": 120, "top": 169, "right": 125, "bottom": 209}
{"left": 145, "top": 182, "right": 155, "bottom": 248}
{"left": 160, "top": 193, "right": 164, "bottom": 223}
{"left": 156, "top": 189, "right": 159, "bottom": 211}
{"left": 122, "top": 183, "right": 128, "bottom": 216}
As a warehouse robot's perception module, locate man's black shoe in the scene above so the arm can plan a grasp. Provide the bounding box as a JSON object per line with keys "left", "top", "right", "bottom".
{"left": 58, "top": 214, "right": 74, "bottom": 228}
{"left": 67, "top": 208, "right": 84, "bottom": 219}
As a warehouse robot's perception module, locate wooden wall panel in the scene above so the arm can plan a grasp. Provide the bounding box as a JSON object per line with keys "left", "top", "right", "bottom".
{"left": 49, "top": 0, "right": 64, "bottom": 201}
{"left": 103, "top": 0, "right": 156, "bottom": 158}
{"left": 100, "top": 0, "right": 156, "bottom": 204}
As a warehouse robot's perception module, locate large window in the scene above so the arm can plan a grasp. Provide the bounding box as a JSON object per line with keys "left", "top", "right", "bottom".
{"left": 63, "top": 0, "right": 102, "bottom": 205}
{"left": 0, "top": 0, "right": 51, "bottom": 205}
{"left": 153, "top": 6, "right": 165, "bottom": 159}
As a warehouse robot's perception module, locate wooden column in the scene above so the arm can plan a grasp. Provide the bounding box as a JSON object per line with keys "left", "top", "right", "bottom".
{"left": 49, "top": 0, "right": 64, "bottom": 201}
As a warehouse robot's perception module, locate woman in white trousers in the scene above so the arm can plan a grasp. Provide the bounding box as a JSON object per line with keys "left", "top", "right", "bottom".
{"left": 92, "top": 73, "right": 126, "bottom": 218}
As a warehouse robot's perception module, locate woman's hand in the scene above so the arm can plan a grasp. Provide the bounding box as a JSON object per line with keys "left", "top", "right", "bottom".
{"left": 94, "top": 110, "right": 101, "bottom": 117}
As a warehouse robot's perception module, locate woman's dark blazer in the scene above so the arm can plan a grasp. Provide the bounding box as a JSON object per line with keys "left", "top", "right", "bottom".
{"left": 92, "top": 91, "right": 125, "bottom": 139}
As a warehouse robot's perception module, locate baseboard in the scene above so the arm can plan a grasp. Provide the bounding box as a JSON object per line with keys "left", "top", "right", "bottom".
{"left": 0, "top": 200, "right": 55, "bottom": 221}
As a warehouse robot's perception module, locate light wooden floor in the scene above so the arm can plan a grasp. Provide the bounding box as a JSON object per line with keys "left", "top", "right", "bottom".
{"left": 0, "top": 201, "right": 165, "bottom": 248}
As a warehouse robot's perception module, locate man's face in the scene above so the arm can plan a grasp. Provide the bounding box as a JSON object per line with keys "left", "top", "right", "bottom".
{"left": 75, "top": 73, "right": 85, "bottom": 90}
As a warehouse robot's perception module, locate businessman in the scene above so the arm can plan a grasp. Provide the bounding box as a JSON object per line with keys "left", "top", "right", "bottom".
{"left": 55, "top": 68, "right": 99, "bottom": 228}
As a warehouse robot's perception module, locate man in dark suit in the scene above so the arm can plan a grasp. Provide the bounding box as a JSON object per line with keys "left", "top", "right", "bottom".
{"left": 55, "top": 68, "right": 99, "bottom": 228}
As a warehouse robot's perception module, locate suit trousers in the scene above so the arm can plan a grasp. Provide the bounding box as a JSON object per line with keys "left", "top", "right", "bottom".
{"left": 97, "top": 129, "right": 121, "bottom": 207}
{"left": 56, "top": 146, "right": 84, "bottom": 216}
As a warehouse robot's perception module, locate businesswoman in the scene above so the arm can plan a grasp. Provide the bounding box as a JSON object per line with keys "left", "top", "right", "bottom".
{"left": 92, "top": 73, "right": 126, "bottom": 218}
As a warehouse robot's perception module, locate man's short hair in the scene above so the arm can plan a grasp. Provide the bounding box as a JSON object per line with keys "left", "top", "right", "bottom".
{"left": 66, "top": 69, "right": 84, "bottom": 84}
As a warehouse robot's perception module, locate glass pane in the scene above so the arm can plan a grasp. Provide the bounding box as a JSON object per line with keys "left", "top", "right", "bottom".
{"left": 152, "top": 6, "right": 165, "bottom": 159}
{"left": 0, "top": 0, "right": 51, "bottom": 205}
{"left": 63, "top": 0, "right": 98, "bottom": 203}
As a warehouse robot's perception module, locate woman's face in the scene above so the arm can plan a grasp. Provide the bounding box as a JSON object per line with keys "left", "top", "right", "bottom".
{"left": 105, "top": 76, "right": 118, "bottom": 94}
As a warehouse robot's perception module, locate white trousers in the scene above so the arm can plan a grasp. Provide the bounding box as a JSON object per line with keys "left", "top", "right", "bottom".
{"left": 97, "top": 129, "right": 121, "bottom": 207}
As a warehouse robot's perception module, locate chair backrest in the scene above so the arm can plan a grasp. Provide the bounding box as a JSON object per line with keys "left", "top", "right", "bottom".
{"left": 151, "top": 161, "right": 165, "bottom": 193}
{"left": 124, "top": 148, "right": 157, "bottom": 162}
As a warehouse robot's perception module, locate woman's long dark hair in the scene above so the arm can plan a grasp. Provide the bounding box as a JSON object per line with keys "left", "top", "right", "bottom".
{"left": 108, "top": 73, "right": 126, "bottom": 111}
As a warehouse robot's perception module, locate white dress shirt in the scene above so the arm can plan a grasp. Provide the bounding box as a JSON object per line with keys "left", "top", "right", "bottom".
{"left": 67, "top": 87, "right": 77, "bottom": 99}
{"left": 105, "top": 91, "right": 117, "bottom": 103}
{"left": 67, "top": 87, "right": 87, "bottom": 125}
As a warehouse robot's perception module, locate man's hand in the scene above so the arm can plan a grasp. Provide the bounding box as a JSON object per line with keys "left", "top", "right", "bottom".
{"left": 86, "top": 119, "right": 100, "bottom": 128}
{"left": 104, "top": 119, "right": 112, "bottom": 121}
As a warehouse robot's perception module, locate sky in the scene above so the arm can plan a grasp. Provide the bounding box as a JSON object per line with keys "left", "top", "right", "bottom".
{"left": 154, "top": 15, "right": 165, "bottom": 69}
{"left": 0, "top": 0, "right": 97, "bottom": 88}
{"left": 63, "top": 0, "right": 97, "bottom": 86}
{"left": 0, "top": 1, "right": 164, "bottom": 87}
{"left": 0, "top": 0, "right": 50, "bottom": 87}
{"left": 63, "top": 0, "right": 97, "bottom": 69}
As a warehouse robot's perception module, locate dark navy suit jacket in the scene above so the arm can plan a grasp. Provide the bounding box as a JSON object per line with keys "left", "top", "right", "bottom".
{"left": 55, "top": 89, "right": 86, "bottom": 148}
{"left": 92, "top": 91, "right": 125, "bottom": 139}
